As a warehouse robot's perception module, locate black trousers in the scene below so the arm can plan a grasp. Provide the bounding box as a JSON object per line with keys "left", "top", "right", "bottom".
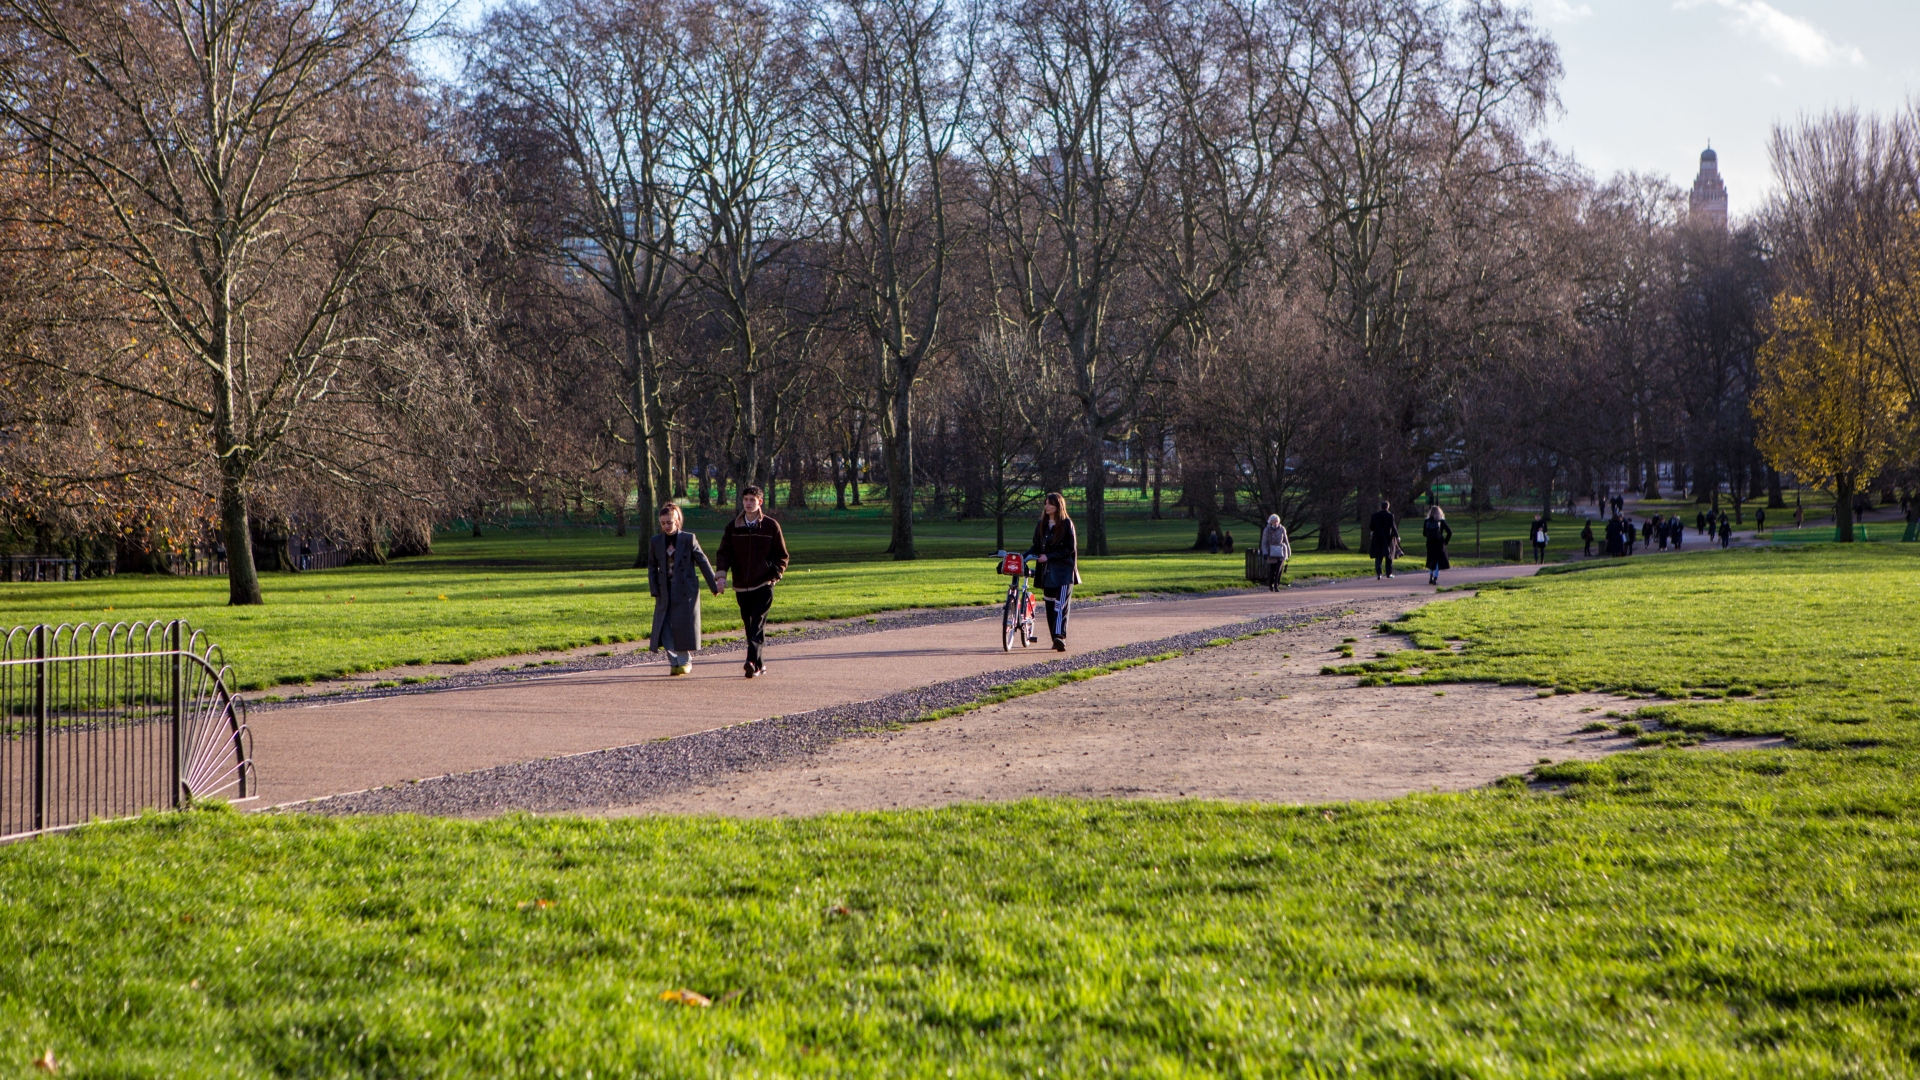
{"left": 1374, "top": 555, "right": 1393, "bottom": 576}
{"left": 1044, "top": 584, "right": 1072, "bottom": 641}
{"left": 735, "top": 585, "right": 773, "bottom": 669}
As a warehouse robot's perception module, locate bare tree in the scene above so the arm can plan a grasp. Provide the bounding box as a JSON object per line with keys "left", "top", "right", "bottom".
{"left": 0, "top": 0, "right": 436, "bottom": 603}
{"left": 808, "top": 0, "right": 975, "bottom": 558}
{"left": 468, "top": 0, "right": 689, "bottom": 565}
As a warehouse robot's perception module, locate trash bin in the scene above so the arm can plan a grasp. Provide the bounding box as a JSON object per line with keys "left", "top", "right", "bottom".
{"left": 1501, "top": 539, "right": 1522, "bottom": 561}
{"left": 1245, "top": 549, "right": 1262, "bottom": 582}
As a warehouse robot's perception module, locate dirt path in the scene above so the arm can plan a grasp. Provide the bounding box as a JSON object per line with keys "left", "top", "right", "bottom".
{"left": 253, "top": 564, "right": 1549, "bottom": 807}
{"left": 607, "top": 596, "right": 1637, "bottom": 817}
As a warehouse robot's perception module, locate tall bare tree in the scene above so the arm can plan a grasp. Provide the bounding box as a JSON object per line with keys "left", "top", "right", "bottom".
{"left": 809, "top": 0, "right": 975, "bottom": 558}
{"left": 468, "top": 0, "right": 688, "bottom": 565}
{"left": 0, "top": 0, "right": 435, "bottom": 603}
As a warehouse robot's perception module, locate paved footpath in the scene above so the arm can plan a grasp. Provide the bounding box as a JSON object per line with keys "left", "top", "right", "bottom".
{"left": 251, "top": 564, "right": 1550, "bottom": 808}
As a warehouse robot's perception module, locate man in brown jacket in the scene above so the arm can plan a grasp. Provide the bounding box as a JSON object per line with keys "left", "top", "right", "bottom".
{"left": 714, "top": 485, "right": 790, "bottom": 678}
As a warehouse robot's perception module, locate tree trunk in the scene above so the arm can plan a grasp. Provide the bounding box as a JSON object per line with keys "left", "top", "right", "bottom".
{"left": 1767, "top": 467, "right": 1785, "bottom": 509}
{"left": 1085, "top": 441, "right": 1109, "bottom": 556}
{"left": 215, "top": 404, "right": 263, "bottom": 606}
{"left": 1150, "top": 429, "right": 1164, "bottom": 520}
{"left": 471, "top": 503, "right": 484, "bottom": 538}
{"left": 1835, "top": 474, "right": 1857, "bottom": 542}
{"left": 885, "top": 381, "right": 915, "bottom": 560}
{"left": 628, "top": 322, "right": 657, "bottom": 570}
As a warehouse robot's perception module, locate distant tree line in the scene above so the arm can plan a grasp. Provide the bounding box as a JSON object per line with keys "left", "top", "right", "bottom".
{"left": 0, "top": 0, "right": 1906, "bottom": 603}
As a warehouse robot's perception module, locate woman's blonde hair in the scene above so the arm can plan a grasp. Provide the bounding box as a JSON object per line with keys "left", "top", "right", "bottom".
{"left": 657, "top": 502, "right": 684, "bottom": 524}
{"left": 1266, "top": 513, "right": 1282, "bottom": 527}
{"left": 1426, "top": 504, "right": 1445, "bottom": 521}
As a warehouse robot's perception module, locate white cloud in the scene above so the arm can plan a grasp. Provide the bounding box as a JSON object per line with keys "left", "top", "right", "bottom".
{"left": 1536, "top": 0, "right": 1593, "bottom": 22}
{"left": 1677, "top": 0, "right": 1867, "bottom": 68}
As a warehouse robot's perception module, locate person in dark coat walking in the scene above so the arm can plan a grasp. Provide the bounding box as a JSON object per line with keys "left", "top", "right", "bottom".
{"left": 1031, "top": 492, "right": 1080, "bottom": 651}
{"left": 1530, "top": 515, "right": 1549, "bottom": 563}
{"left": 1581, "top": 518, "right": 1594, "bottom": 556}
{"left": 715, "top": 485, "right": 790, "bottom": 678}
{"left": 1719, "top": 517, "right": 1732, "bottom": 547}
{"left": 648, "top": 504, "right": 719, "bottom": 676}
{"left": 1367, "top": 501, "right": 1399, "bottom": 578}
{"left": 1604, "top": 515, "right": 1623, "bottom": 557}
{"left": 1422, "top": 506, "right": 1453, "bottom": 585}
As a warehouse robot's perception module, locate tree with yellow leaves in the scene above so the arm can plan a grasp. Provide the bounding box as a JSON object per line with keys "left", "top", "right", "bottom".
{"left": 1753, "top": 293, "right": 1910, "bottom": 542}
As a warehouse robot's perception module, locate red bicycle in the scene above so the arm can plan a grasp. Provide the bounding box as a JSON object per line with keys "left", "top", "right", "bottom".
{"left": 993, "top": 550, "right": 1038, "bottom": 651}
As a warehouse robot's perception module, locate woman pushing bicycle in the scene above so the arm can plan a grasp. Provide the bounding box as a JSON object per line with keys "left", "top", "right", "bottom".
{"left": 1030, "top": 492, "right": 1080, "bottom": 651}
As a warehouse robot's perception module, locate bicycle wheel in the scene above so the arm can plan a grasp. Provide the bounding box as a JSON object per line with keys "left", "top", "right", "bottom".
{"left": 1019, "top": 587, "right": 1035, "bottom": 646}
{"left": 1003, "top": 590, "right": 1021, "bottom": 651}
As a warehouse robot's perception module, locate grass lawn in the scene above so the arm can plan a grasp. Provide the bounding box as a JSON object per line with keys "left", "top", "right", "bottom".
{"left": 0, "top": 508, "right": 1563, "bottom": 691}
{"left": 2, "top": 546, "right": 1918, "bottom": 1075}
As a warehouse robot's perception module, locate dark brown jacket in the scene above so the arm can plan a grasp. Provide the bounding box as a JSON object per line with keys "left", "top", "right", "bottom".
{"left": 715, "top": 513, "right": 790, "bottom": 591}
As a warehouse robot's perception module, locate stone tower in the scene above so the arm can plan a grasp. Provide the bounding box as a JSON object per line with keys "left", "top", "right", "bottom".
{"left": 1689, "top": 146, "right": 1728, "bottom": 231}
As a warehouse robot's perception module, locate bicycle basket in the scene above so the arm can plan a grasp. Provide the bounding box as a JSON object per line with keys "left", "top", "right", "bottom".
{"left": 999, "top": 552, "right": 1025, "bottom": 575}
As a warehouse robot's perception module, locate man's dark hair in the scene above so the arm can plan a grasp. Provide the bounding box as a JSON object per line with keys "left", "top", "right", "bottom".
{"left": 741, "top": 485, "right": 764, "bottom": 500}
{"left": 1379, "top": 500, "right": 1390, "bottom": 510}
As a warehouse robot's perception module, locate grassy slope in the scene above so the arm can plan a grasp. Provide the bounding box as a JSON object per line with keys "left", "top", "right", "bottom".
{"left": 0, "top": 547, "right": 1917, "bottom": 1075}
{"left": 0, "top": 508, "right": 1560, "bottom": 691}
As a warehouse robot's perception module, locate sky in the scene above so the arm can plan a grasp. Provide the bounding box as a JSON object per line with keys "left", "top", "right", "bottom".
{"left": 1526, "top": 0, "right": 1920, "bottom": 220}
{"left": 424, "top": 0, "right": 1919, "bottom": 223}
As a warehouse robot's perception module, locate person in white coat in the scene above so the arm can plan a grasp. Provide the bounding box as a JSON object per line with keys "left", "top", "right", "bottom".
{"left": 1258, "top": 514, "right": 1291, "bottom": 592}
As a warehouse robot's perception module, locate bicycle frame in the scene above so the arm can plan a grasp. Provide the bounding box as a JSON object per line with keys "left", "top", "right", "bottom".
{"left": 994, "top": 551, "right": 1039, "bottom": 652}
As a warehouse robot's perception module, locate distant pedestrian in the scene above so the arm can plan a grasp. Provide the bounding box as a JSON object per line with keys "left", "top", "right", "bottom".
{"left": 1671, "top": 516, "right": 1684, "bottom": 550}
{"left": 1423, "top": 506, "right": 1453, "bottom": 585}
{"left": 1222, "top": 530, "right": 1235, "bottom": 553}
{"left": 1368, "top": 501, "right": 1400, "bottom": 578}
{"left": 648, "top": 503, "right": 720, "bottom": 677}
{"left": 1755, "top": 507, "right": 1766, "bottom": 532}
{"left": 1794, "top": 505, "right": 1804, "bottom": 528}
{"left": 1697, "top": 510, "right": 1707, "bottom": 536}
{"left": 1259, "top": 514, "right": 1291, "bottom": 592}
{"left": 1207, "top": 528, "right": 1221, "bottom": 554}
{"left": 1719, "top": 517, "right": 1732, "bottom": 548}
{"left": 1581, "top": 518, "right": 1594, "bottom": 556}
{"left": 715, "top": 485, "right": 790, "bottom": 679}
{"left": 1604, "top": 515, "right": 1623, "bottom": 557}
{"left": 1032, "top": 492, "right": 1081, "bottom": 651}
{"left": 1641, "top": 517, "right": 1654, "bottom": 549}
{"left": 1530, "top": 515, "right": 1549, "bottom": 563}
{"left": 1622, "top": 516, "right": 1636, "bottom": 556}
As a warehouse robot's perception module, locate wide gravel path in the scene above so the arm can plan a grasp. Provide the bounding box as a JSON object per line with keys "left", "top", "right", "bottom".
{"left": 257, "top": 563, "right": 1547, "bottom": 808}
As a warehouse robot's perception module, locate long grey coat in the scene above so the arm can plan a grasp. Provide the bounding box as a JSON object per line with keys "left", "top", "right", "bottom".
{"left": 649, "top": 531, "right": 718, "bottom": 652}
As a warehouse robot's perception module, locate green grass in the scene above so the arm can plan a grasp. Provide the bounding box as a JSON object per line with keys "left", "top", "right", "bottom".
{"left": 0, "top": 507, "right": 1563, "bottom": 691}
{"left": 1340, "top": 544, "right": 1920, "bottom": 748}
{"left": 4, "top": 546, "right": 1920, "bottom": 1073}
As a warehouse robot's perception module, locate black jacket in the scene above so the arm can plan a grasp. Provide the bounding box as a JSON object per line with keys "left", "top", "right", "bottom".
{"left": 1422, "top": 518, "right": 1452, "bottom": 570}
{"left": 1367, "top": 510, "right": 1398, "bottom": 558}
{"left": 1030, "top": 518, "right": 1081, "bottom": 590}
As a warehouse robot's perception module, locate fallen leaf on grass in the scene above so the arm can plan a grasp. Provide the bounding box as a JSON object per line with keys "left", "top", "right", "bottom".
{"left": 33, "top": 1049, "right": 56, "bottom": 1073}
{"left": 516, "top": 899, "right": 552, "bottom": 911}
{"left": 827, "top": 904, "right": 854, "bottom": 918}
{"left": 659, "top": 988, "right": 711, "bottom": 1007}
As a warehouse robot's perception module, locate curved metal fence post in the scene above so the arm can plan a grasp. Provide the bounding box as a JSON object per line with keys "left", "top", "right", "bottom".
{"left": 32, "top": 624, "right": 47, "bottom": 833}
{"left": 171, "top": 620, "right": 185, "bottom": 807}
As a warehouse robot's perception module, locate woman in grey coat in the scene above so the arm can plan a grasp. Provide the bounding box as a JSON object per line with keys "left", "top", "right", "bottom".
{"left": 649, "top": 503, "right": 720, "bottom": 675}
{"left": 1258, "top": 514, "right": 1290, "bottom": 592}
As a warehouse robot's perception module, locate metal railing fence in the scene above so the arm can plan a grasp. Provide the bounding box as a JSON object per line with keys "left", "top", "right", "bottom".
{"left": 0, "top": 621, "right": 253, "bottom": 840}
